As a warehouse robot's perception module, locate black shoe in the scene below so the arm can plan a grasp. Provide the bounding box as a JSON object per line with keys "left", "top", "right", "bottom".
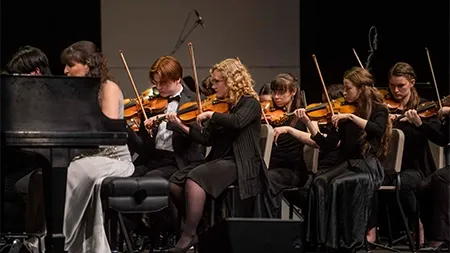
{"left": 168, "top": 234, "right": 198, "bottom": 253}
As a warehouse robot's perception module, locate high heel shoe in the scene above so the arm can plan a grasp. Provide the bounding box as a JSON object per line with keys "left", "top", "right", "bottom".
{"left": 168, "top": 234, "right": 198, "bottom": 253}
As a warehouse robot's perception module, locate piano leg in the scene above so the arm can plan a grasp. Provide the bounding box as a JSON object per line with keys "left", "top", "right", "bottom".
{"left": 42, "top": 148, "right": 70, "bottom": 253}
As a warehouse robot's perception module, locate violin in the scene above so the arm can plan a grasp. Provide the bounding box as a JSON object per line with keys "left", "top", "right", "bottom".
{"left": 123, "top": 87, "right": 167, "bottom": 131}
{"left": 377, "top": 88, "right": 400, "bottom": 112}
{"left": 261, "top": 97, "right": 356, "bottom": 126}
{"left": 157, "top": 94, "right": 229, "bottom": 124}
{"left": 305, "top": 97, "right": 356, "bottom": 123}
{"left": 394, "top": 95, "right": 450, "bottom": 121}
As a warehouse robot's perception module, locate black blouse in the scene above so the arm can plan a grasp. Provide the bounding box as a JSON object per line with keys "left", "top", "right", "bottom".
{"left": 311, "top": 104, "right": 389, "bottom": 164}
{"left": 269, "top": 118, "right": 307, "bottom": 173}
{"left": 390, "top": 98, "right": 444, "bottom": 176}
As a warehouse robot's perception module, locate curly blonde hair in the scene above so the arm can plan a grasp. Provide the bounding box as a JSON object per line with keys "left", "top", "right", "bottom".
{"left": 210, "top": 58, "right": 258, "bottom": 105}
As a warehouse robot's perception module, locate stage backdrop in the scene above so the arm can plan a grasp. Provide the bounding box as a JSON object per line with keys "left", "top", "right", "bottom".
{"left": 100, "top": 0, "right": 300, "bottom": 98}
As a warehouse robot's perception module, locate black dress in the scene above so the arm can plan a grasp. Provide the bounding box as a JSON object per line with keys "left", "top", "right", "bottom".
{"left": 170, "top": 96, "right": 268, "bottom": 201}
{"left": 306, "top": 104, "right": 388, "bottom": 251}
{"left": 267, "top": 118, "right": 308, "bottom": 194}
{"left": 418, "top": 114, "right": 450, "bottom": 242}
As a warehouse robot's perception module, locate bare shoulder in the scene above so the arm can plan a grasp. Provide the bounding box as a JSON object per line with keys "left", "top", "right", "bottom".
{"left": 103, "top": 80, "right": 121, "bottom": 92}
{"left": 101, "top": 80, "right": 122, "bottom": 98}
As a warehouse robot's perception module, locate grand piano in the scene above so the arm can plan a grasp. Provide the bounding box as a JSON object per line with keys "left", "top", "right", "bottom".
{"left": 1, "top": 75, "right": 128, "bottom": 253}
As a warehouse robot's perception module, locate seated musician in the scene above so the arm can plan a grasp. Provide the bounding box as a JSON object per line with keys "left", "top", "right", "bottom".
{"left": 161, "top": 58, "right": 272, "bottom": 253}
{"left": 130, "top": 56, "right": 205, "bottom": 245}
{"left": 59, "top": 40, "right": 135, "bottom": 253}
{"left": 295, "top": 67, "right": 391, "bottom": 252}
{"left": 261, "top": 73, "right": 313, "bottom": 216}
{"left": 417, "top": 106, "right": 450, "bottom": 251}
{"left": 1, "top": 45, "right": 52, "bottom": 233}
{"left": 133, "top": 55, "right": 205, "bottom": 179}
{"left": 367, "top": 62, "right": 444, "bottom": 244}
{"left": 273, "top": 83, "right": 344, "bottom": 172}
{"left": 258, "top": 82, "right": 272, "bottom": 102}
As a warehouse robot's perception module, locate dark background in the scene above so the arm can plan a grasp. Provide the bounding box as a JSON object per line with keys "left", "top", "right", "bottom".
{"left": 300, "top": 0, "right": 449, "bottom": 103}
{"left": 1, "top": 1, "right": 101, "bottom": 75}
{"left": 1, "top": 0, "right": 449, "bottom": 102}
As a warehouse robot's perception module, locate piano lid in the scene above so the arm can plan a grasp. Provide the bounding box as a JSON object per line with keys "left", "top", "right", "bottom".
{"left": 1, "top": 75, "right": 127, "bottom": 146}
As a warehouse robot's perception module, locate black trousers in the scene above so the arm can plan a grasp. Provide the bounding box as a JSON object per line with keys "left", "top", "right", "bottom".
{"left": 132, "top": 149, "right": 178, "bottom": 179}
{"left": 417, "top": 166, "right": 450, "bottom": 242}
{"left": 368, "top": 169, "right": 424, "bottom": 233}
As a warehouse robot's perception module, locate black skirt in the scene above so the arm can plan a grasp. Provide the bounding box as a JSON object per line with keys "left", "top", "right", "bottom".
{"left": 169, "top": 156, "right": 238, "bottom": 198}
{"left": 306, "top": 156, "right": 384, "bottom": 251}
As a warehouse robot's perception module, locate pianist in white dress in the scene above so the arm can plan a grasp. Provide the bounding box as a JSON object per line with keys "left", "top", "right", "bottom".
{"left": 60, "top": 40, "right": 135, "bottom": 253}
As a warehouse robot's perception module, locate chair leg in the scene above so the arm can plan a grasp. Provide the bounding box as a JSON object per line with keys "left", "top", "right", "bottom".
{"left": 117, "top": 212, "right": 134, "bottom": 253}
{"left": 289, "top": 201, "right": 294, "bottom": 220}
{"left": 210, "top": 199, "right": 215, "bottom": 227}
{"left": 384, "top": 196, "right": 394, "bottom": 247}
{"left": 415, "top": 198, "right": 421, "bottom": 250}
{"left": 395, "top": 175, "right": 415, "bottom": 252}
{"left": 105, "top": 209, "right": 118, "bottom": 251}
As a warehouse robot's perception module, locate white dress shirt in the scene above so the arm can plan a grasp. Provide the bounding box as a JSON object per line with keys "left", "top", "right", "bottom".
{"left": 154, "top": 87, "right": 183, "bottom": 152}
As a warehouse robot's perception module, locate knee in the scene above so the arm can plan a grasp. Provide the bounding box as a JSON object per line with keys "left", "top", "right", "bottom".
{"left": 312, "top": 175, "right": 328, "bottom": 188}
{"left": 169, "top": 182, "right": 182, "bottom": 194}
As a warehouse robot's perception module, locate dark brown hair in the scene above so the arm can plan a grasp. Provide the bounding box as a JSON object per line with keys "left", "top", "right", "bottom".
{"left": 270, "top": 73, "right": 303, "bottom": 112}
{"left": 61, "top": 41, "right": 110, "bottom": 84}
{"left": 388, "top": 62, "right": 420, "bottom": 110}
{"left": 343, "top": 67, "right": 391, "bottom": 158}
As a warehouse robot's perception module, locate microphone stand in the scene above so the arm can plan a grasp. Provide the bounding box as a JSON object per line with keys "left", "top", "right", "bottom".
{"left": 365, "top": 26, "right": 377, "bottom": 71}
{"left": 170, "top": 10, "right": 203, "bottom": 55}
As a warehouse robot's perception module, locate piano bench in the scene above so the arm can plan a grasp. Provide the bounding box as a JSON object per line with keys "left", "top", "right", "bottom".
{"left": 101, "top": 176, "right": 170, "bottom": 252}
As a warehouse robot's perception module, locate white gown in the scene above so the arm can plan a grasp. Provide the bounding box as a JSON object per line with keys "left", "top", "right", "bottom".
{"left": 63, "top": 95, "right": 135, "bottom": 253}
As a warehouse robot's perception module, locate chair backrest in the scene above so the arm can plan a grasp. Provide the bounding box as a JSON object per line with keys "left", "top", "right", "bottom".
{"left": 381, "top": 128, "right": 405, "bottom": 173}
{"left": 447, "top": 144, "right": 450, "bottom": 166}
{"left": 429, "top": 140, "right": 445, "bottom": 169}
{"left": 303, "top": 144, "right": 319, "bottom": 174}
{"left": 260, "top": 124, "right": 275, "bottom": 168}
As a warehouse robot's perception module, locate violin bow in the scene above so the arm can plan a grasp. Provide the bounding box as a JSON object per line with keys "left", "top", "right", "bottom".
{"left": 352, "top": 48, "right": 364, "bottom": 69}
{"left": 425, "top": 47, "right": 443, "bottom": 109}
{"left": 119, "top": 49, "right": 149, "bottom": 122}
{"left": 187, "top": 42, "right": 203, "bottom": 115}
{"left": 312, "top": 54, "right": 335, "bottom": 117}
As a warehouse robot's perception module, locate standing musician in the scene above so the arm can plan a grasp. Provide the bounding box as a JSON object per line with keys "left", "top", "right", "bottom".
{"left": 417, "top": 106, "right": 450, "bottom": 251}
{"left": 262, "top": 73, "right": 313, "bottom": 216}
{"left": 367, "top": 62, "right": 444, "bottom": 244}
{"left": 133, "top": 55, "right": 205, "bottom": 179}
{"left": 163, "top": 58, "right": 273, "bottom": 253}
{"left": 296, "top": 66, "right": 391, "bottom": 252}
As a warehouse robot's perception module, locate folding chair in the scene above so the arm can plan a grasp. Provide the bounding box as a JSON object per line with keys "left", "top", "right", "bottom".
{"left": 368, "top": 128, "right": 415, "bottom": 252}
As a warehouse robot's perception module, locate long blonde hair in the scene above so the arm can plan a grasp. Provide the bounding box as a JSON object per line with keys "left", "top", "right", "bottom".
{"left": 210, "top": 58, "right": 258, "bottom": 105}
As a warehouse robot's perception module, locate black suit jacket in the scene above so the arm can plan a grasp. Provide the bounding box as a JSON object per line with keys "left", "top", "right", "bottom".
{"left": 135, "top": 84, "right": 205, "bottom": 169}
{"left": 188, "top": 95, "right": 267, "bottom": 199}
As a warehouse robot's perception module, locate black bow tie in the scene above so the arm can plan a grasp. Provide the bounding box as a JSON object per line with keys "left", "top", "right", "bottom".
{"left": 168, "top": 95, "right": 181, "bottom": 103}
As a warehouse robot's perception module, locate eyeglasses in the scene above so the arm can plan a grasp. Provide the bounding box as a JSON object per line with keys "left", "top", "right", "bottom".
{"left": 271, "top": 90, "right": 289, "bottom": 97}
{"left": 210, "top": 78, "right": 225, "bottom": 85}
